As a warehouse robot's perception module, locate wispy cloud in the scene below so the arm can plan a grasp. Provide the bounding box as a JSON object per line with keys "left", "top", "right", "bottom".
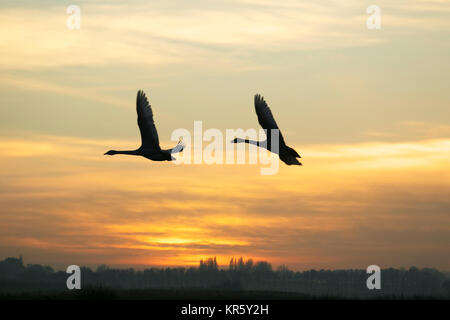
{"left": 0, "top": 75, "right": 130, "bottom": 108}
{"left": 1, "top": 1, "right": 449, "bottom": 70}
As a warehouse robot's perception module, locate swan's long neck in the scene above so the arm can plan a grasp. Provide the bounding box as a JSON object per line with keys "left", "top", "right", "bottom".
{"left": 236, "top": 138, "right": 261, "bottom": 147}
{"left": 112, "top": 149, "right": 141, "bottom": 156}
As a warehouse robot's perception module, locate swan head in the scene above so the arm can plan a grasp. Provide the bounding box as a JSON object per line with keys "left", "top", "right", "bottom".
{"left": 231, "top": 138, "right": 241, "bottom": 143}
{"left": 104, "top": 150, "right": 116, "bottom": 155}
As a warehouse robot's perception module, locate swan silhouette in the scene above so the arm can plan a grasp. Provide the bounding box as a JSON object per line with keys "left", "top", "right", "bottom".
{"left": 231, "top": 94, "right": 301, "bottom": 165}
{"left": 104, "top": 90, "right": 184, "bottom": 161}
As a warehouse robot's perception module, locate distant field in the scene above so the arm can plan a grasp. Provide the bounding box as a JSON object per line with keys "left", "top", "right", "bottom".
{"left": 1, "top": 287, "right": 447, "bottom": 300}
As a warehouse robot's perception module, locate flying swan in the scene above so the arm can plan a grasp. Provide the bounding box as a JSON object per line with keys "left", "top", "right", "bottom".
{"left": 104, "top": 90, "right": 184, "bottom": 161}
{"left": 231, "top": 94, "right": 301, "bottom": 165}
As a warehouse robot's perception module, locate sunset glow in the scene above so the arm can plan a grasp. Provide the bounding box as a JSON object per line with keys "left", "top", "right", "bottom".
{"left": 1, "top": 0, "right": 449, "bottom": 272}
{"left": 0, "top": 133, "right": 448, "bottom": 269}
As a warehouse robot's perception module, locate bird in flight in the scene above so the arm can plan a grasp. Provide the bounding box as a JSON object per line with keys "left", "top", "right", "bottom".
{"left": 231, "top": 94, "right": 301, "bottom": 165}
{"left": 104, "top": 90, "right": 184, "bottom": 161}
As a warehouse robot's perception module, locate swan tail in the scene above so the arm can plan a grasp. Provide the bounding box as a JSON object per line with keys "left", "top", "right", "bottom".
{"left": 171, "top": 139, "right": 185, "bottom": 154}
{"left": 285, "top": 157, "right": 302, "bottom": 166}
{"left": 285, "top": 145, "right": 301, "bottom": 158}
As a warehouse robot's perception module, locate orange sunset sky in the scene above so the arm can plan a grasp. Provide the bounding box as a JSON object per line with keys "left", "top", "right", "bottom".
{"left": 0, "top": 0, "right": 449, "bottom": 270}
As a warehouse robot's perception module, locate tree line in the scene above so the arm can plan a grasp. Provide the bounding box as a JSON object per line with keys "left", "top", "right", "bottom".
{"left": 1, "top": 256, "right": 449, "bottom": 298}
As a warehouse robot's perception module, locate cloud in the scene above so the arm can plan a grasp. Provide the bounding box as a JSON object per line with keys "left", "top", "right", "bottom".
{"left": 2, "top": 1, "right": 449, "bottom": 70}
{"left": 0, "top": 75, "right": 130, "bottom": 109}
{"left": 0, "top": 132, "right": 449, "bottom": 269}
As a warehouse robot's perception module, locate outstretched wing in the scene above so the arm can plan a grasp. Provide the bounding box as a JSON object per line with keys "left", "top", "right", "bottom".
{"left": 136, "top": 90, "right": 160, "bottom": 150}
{"left": 254, "top": 94, "right": 286, "bottom": 146}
